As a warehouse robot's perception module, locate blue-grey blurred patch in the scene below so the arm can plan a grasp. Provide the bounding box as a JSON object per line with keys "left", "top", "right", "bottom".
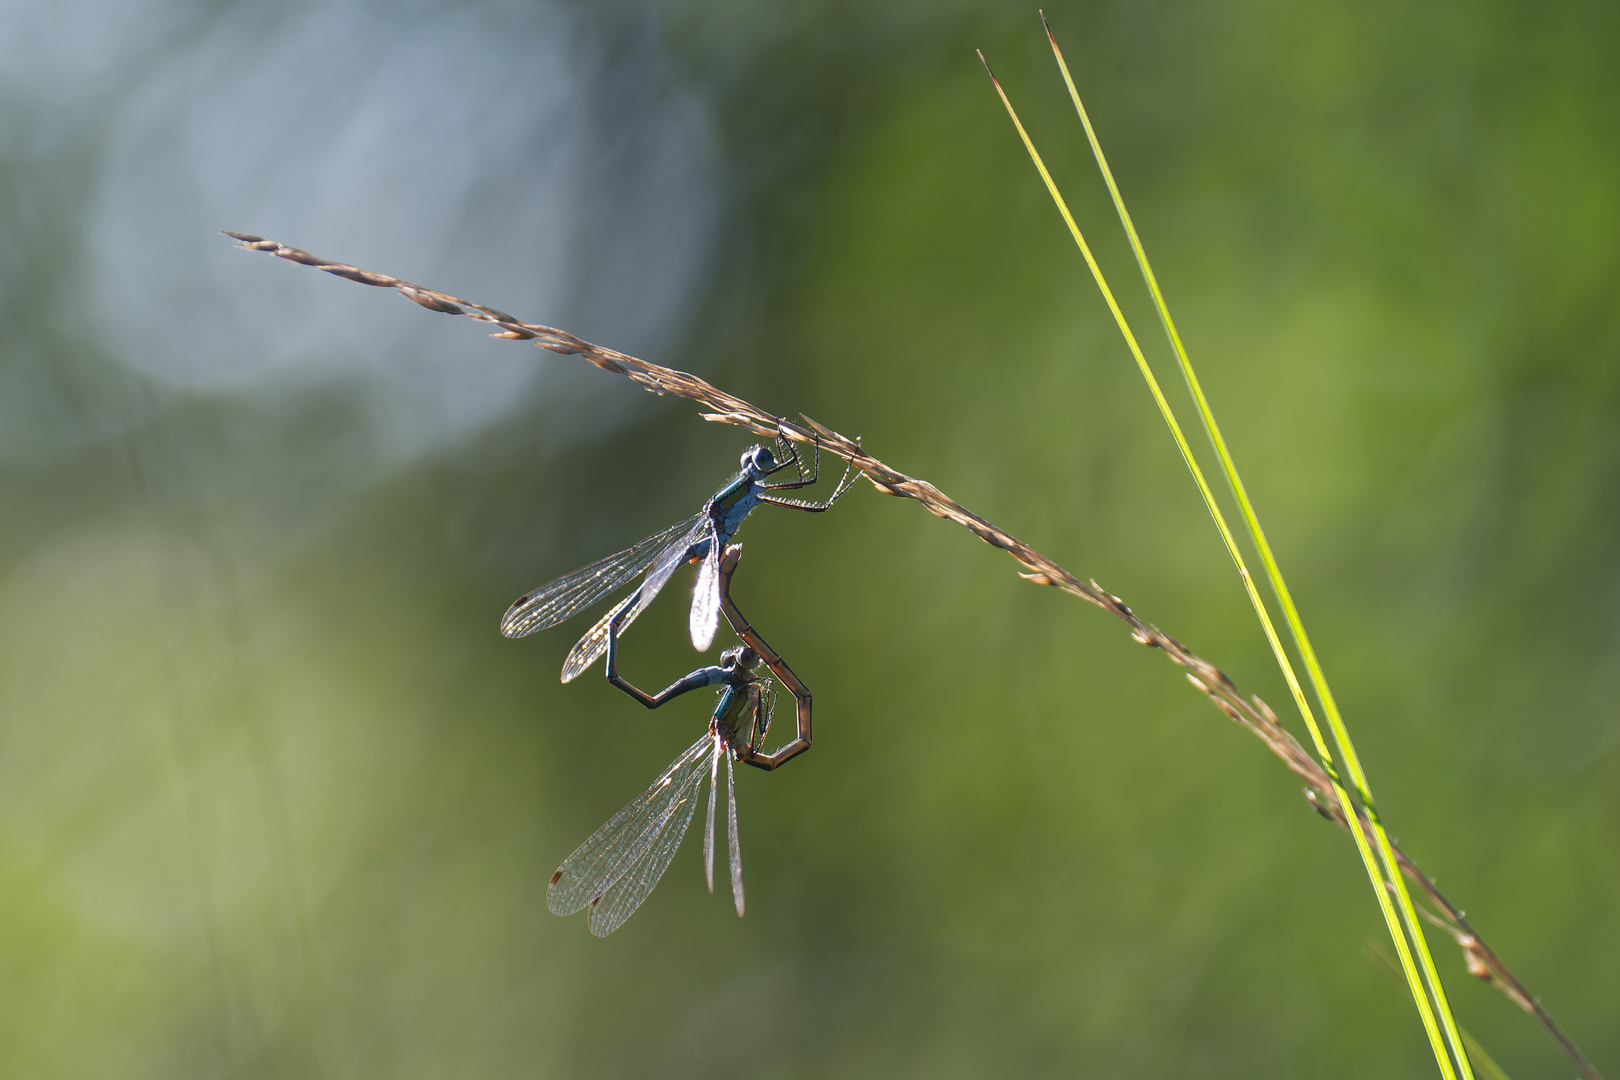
{"left": 5, "top": 0, "right": 721, "bottom": 464}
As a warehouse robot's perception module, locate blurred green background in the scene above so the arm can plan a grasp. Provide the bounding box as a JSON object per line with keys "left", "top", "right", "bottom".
{"left": 0, "top": 0, "right": 1615, "bottom": 1076}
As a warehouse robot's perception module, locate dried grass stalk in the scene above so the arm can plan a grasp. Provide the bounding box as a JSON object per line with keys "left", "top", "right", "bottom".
{"left": 226, "top": 232, "right": 1601, "bottom": 1080}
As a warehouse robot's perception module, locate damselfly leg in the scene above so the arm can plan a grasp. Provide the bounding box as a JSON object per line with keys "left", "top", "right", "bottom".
{"left": 756, "top": 435, "right": 860, "bottom": 510}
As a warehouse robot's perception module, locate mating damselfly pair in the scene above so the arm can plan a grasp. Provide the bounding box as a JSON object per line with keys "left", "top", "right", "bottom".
{"left": 505, "top": 436, "right": 853, "bottom": 935}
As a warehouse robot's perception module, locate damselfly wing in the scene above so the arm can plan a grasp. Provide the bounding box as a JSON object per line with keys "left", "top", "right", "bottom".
{"left": 547, "top": 732, "right": 744, "bottom": 936}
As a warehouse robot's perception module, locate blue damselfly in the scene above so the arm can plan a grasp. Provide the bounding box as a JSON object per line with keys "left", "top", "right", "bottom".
{"left": 502, "top": 437, "right": 853, "bottom": 680}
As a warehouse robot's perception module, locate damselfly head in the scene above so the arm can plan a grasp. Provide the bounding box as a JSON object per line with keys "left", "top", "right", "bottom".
{"left": 718, "top": 644, "right": 762, "bottom": 675}
{"left": 741, "top": 444, "right": 776, "bottom": 475}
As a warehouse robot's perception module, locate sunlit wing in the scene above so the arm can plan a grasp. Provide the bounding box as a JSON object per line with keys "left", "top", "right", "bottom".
{"left": 587, "top": 743, "right": 716, "bottom": 937}
{"left": 726, "top": 751, "right": 744, "bottom": 917}
{"left": 702, "top": 736, "right": 722, "bottom": 893}
{"left": 634, "top": 519, "right": 711, "bottom": 622}
{"left": 558, "top": 518, "right": 709, "bottom": 681}
{"left": 559, "top": 592, "right": 636, "bottom": 684}
{"left": 547, "top": 735, "right": 711, "bottom": 925}
{"left": 500, "top": 514, "right": 702, "bottom": 639}
{"left": 689, "top": 544, "right": 721, "bottom": 652}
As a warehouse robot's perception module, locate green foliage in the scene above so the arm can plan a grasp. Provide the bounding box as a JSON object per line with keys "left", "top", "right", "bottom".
{"left": 0, "top": 1, "right": 1614, "bottom": 1077}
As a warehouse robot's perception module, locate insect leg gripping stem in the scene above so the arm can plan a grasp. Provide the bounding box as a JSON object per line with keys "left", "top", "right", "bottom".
{"left": 760, "top": 435, "right": 858, "bottom": 509}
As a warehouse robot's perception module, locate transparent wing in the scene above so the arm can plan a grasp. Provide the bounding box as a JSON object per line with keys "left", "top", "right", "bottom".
{"left": 726, "top": 751, "right": 744, "bottom": 917}
{"left": 703, "top": 736, "right": 721, "bottom": 894}
{"left": 547, "top": 735, "right": 710, "bottom": 922}
{"left": 635, "top": 519, "right": 712, "bottom": 622}
{"left": 559, "top": 518, "right": 708, "bottom": 682}
{"left": 500, "top": 514, "right": 701, "bottom": 639}
{"left": 560, "top": 591, "right": 636, "bottom": 684}
{"left": 689, "top": 544, "right": 721, "bottom": 652}
{"left": 587, "top": 742, "right": 716, "bottom": 937}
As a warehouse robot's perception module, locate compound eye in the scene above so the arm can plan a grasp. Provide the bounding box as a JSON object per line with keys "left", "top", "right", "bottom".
{"left": 753, "top": 446, "right": 776, "bottom": 471}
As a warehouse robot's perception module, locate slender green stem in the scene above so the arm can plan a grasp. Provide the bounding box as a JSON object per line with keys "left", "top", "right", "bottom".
{"left": 1368, "top": 943, "right": 1514, "bottom": 1080}
{"left": 1037, "top": 18, "right": 1478, "bottom": 1079}
{"left": 978, "top": 40, "right": 1468, "bottom": 1080}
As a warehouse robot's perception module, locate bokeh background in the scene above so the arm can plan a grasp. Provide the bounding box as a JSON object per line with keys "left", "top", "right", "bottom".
{"left": 1, "top": 0, "right": 1615, "bottom": 1076}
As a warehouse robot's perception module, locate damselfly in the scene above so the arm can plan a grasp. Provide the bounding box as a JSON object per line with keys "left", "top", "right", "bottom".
{"left": 502, "top": 436, "right": 854, "bottom": 682}
{"left": 547, "top": 545, "right": 813, "bottom": 936}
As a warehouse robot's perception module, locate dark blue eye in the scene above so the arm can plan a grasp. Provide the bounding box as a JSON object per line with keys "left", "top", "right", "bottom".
{"left": 742, "top": 445, "right": 775, "bottom": 473}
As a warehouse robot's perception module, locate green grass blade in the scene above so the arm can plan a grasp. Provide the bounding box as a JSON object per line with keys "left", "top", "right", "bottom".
{"left": 1037, "top": 17, "right": 1478, "bottom": 1080}
{"left": 1368, "top": 942, "right": 1512, "bottom": 1080}
{"left": 1461, "top": 1030, "right": 1514, "bottom": 1080}
{"left": 977, "top": 42, "right": 1467, "bottom": 1080}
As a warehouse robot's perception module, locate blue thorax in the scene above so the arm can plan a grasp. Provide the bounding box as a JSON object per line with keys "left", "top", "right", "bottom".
{"left": 701, "top": 444, "right": 780, "bottom": 549}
